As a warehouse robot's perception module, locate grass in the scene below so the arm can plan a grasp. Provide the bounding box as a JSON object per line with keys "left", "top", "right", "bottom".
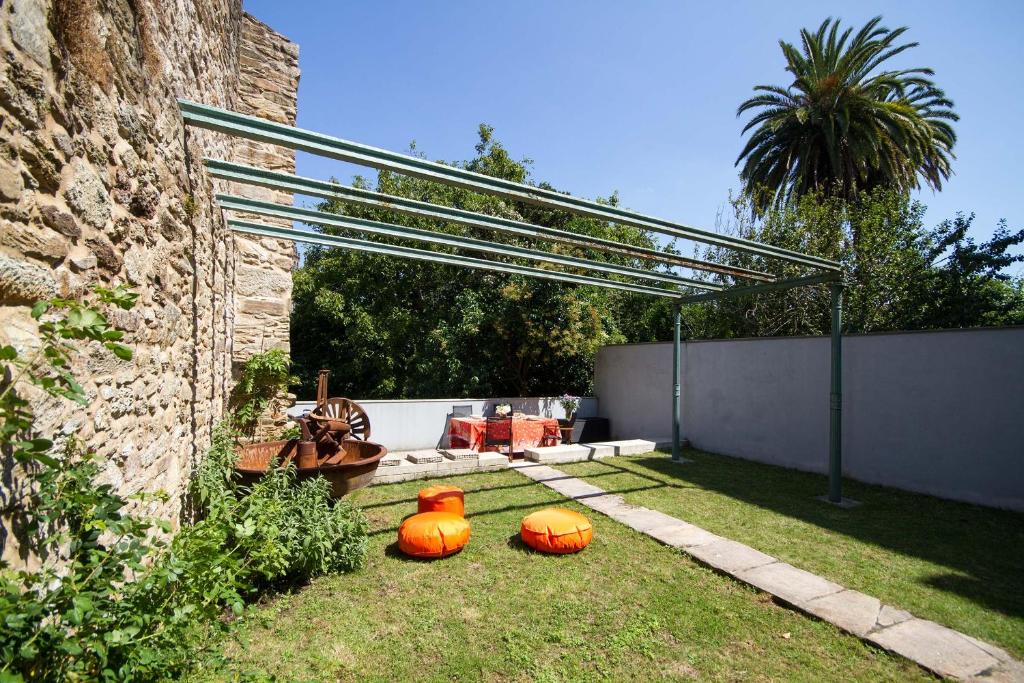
{"left": 558, "top": 450, "right": 1024, "bottom": 660}
{"left": 194, "top": 469, "right": 929, "bottom": 681}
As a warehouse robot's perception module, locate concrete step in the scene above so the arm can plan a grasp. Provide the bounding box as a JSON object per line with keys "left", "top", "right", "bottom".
{"left": 523, "top": 443, "right": 614, "bottom": 464}
{"left": 585, "top": 439, "right": 656, "bottom": 456}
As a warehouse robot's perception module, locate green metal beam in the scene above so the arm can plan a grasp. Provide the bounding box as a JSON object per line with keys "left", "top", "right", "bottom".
{"left": 206, "top": 158, "right": 776, "bottom": 283}
{"left": 216, "top": 194, "right": 723, "bottom": 292}
{"left": 227, "top": 220, "right": 687, "bottom": 299}
{"left": 674, "top": 272, "right": 842, "bottom": 305}
{"left": 179, "top": 100, "right": 840, "bottom": 272}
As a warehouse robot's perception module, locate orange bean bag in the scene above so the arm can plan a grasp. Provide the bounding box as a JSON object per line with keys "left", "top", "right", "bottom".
{"left": 398, "top": 511, "right": 471, "bottom": 559}
{"left": 520, "top": 508, "right": 593, "bottom": 554}
{"left": 418, "top": 485, "right": 465, "bottom": 517}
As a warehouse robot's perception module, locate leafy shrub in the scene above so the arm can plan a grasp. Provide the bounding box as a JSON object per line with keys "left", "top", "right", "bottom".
{"left": 188, "top": 424, "right": 369, "bottom": 587}
{"left": 0, "top": 290, "right": 368, "bottom": 681}
{"left": 279, "top": 422, "right": 302, "bottom": 440}
{"left": 230, "top": 349, "right": 296, "bottom": 440}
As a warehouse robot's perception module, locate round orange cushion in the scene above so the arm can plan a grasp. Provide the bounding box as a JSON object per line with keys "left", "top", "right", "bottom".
{"left": 417, "top": 485, "right": 465, "bottom": 517}
{"left": 520, "top": 508, "right": 593, "bottom": 554}
{"left": 398, "top": 511, "right": 471, "bottom": 559}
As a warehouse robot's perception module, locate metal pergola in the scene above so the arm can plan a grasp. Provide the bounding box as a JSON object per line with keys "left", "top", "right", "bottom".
{"left": 180, "top": 100, "right": 850, "bottom": 505}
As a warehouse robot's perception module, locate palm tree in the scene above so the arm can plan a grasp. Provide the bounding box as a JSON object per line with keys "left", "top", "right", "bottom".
{"left": 736, "top": 16, "right": 958, "bottom": 215}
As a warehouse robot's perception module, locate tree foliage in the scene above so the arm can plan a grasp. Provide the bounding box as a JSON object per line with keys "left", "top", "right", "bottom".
{"left": 290, "top": 125, "right": 1022, "bottom": 399}
{"left": 736, "top": 16, "right": 958, "bottom": 215}
{"left": 684, "top": 190, "right": 1024, "bottom": 339}
{"left": 290, "top": 125, "right": 673, "bottom": 399}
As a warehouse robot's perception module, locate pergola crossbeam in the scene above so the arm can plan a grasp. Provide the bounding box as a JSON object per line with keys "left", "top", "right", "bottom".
{"left": 675, "top": 272, "right": 842, "bottom": 305}
{"left": 179, "top": 100, "right": 841, "bottom": 272}
{"left": 228, "top": 219, "right": 686, "bottom": 298}
{"left": 217, "top": 194, "right": 722, "bottom": 292}
{"left": 206, "top": 158, "right": 776, "bottom": 282}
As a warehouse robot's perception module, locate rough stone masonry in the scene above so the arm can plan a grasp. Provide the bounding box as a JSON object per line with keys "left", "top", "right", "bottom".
{"left": 0, "top": 0, "right": 298, "bottom": 562}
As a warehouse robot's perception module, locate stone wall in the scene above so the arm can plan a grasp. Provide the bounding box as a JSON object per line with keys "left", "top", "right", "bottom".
{"left": 224, "top": 15, "right": 299, "bottom": 441}
{"left": 0, "top": 0, "right": 298, "bottom": 559}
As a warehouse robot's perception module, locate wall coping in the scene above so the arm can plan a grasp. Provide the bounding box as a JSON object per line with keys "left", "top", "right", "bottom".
{"left": 291, "top": 395, "right": 597, "bottom": 405}
{"left": 601, "top": 325, "right": 1024, "bottom": 348}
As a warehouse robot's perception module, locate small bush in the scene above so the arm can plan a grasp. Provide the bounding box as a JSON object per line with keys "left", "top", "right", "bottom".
{"left": 230, "top": 349, "right": 296, "bottom": 440}
{"left": 0, "top": 291, "right": 367, "bottom": 681}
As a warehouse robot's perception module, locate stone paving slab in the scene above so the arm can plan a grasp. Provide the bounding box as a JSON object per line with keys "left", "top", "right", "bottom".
{"left": 641, "top": 519, "right": 720, "bottom": 549}
{"left": 610, "top": 507, "right": 687, "bottom": 535}
{"left": 736, "top": 561, "right": 844, "bottom": 607}
{"left": 575, "top": 492, "right": 632, "bottom": 516}
{"left": 687, "top": 538, "right": 777, "bottom": 574}
{"left": 510, "top": 462, "right": 1024, "bottom": 681}
{"left": 868, "top": 618, "right": 1005, "bottom": 680}
{"left": 801, "top": 589, "right": 882, "bottom": 637}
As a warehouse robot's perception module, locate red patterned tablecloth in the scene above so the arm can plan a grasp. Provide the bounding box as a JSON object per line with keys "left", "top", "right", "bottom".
{"left": 449, "top": 417, "right": 560, "bottom": 452}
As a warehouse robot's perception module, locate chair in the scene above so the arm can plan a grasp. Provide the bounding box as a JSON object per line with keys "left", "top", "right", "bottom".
{"left": 451, "top": 404, "right": 473, "bottom": 417}
{"left": 558, "top": 416, "right": 576, "bottom": 445}
{"left": 484, "top": 416, "right": 513, "bottom": 457}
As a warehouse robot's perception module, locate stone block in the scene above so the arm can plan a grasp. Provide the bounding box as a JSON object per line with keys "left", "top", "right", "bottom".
{"left": 801, "top": 589, "right": 882, "bottom": 637}
{"left": 583, "top": 439, "right": 656, "bottom": 456}
{"left": 735, "top": 561, "right": 844, "bottom": 607}
{"left": 686, "top": 539, "right": 776, "bottom": 574}
{"left": 644, "top": 520, "right": 720, "bottom": 548}
{"left": 406, "top": 451, "right": 443, "bottom": 464}
{"left": 867, "top": 618, "right": 1002, "bottom": 679}
{"left": 523, "top": 443, "right": 613, "bottom": 464}
{"left": 611, "top": 507, "right": 687, "bottom": 535}
{"left": 477, "top": 452, "right": 510, "bottom": 468}
{"left": 379, "top": 454, "right": 408, "bottom": 468}
{"left": 443, "top": 448, "right": 479, "bottom": 461}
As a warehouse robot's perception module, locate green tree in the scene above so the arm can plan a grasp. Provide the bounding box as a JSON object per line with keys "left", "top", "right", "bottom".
{"left": 909, "top": 214, "right": 1024, "bottom": 328}
{"left": 736, "top": 16, "right": 958, "bottom": 215}
{"left": 689, "top": 191, "right": 1024, "bottom": 338}
{"left": 290, "top": 126, "right": 670, "bottom": 399}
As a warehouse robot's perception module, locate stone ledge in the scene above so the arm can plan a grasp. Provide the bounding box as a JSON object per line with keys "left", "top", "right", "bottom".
{"left": 523, "top": 443, "right": 614, "bottom": 463}
{"left": 369, "top": 450, "right": 509, "bottom": 485}
{"left": 584, "top": 439, "right": 656, "bottom": 456}
{"left": 443, "top": 448, "right": 479, "bottom": 461}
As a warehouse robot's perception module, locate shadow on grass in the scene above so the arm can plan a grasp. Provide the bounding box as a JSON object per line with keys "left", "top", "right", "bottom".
{"left": 593, "top": 451, "right": 1024, "bottom": 620}
{"left": 506, "top": 533, "right": 537, "bottom": 554}
{"left": 382, "top": 540, "right": 469, "bottom": 563}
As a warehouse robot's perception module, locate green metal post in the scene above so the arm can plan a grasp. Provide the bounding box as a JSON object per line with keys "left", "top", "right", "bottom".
{"left": 672, "top": 303, "right": 682, "bottom": 462}
{"left": 828, "top": 284, "right": 844, "bottom": 503}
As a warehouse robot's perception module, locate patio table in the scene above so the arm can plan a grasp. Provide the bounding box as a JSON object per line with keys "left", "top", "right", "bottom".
{"left": 449, "top": 416, "right": 560, "bottom": 452}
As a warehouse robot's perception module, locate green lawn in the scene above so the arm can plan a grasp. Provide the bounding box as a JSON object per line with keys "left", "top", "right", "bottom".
{"left": 196, "top": 469, "right": 928, "bottom": 681}
{"left": 558, "top": 450, "right": 1024, "bottom": 660}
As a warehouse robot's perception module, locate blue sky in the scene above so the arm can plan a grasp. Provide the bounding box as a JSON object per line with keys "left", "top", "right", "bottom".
{"left": 244, "top": 0, "right": 1024, "bottom": 271}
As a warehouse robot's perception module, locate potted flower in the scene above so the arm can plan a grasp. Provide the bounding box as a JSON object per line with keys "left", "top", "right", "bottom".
{"left": 494, "top": 403, "right": 512, "bottom": 417}
{"left": 558, "top": 394, "right": 581, "bottom": 423}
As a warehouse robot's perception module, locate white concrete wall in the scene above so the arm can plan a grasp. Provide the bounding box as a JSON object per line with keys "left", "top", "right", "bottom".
{"left": 594, "top": 328, "right": 1024, "bottom": 511}
{"left": 288, "top": 396, "right": 597, "bottom": 451}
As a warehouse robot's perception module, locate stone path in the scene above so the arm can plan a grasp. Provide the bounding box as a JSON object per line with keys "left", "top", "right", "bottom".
{"left": 511, "top": 461, "right": 1024, "bottom": 681}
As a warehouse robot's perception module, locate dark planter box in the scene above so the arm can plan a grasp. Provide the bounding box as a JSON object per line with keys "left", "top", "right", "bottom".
{"left": 558, "top": 417, "right": 610, "bottom": 444}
